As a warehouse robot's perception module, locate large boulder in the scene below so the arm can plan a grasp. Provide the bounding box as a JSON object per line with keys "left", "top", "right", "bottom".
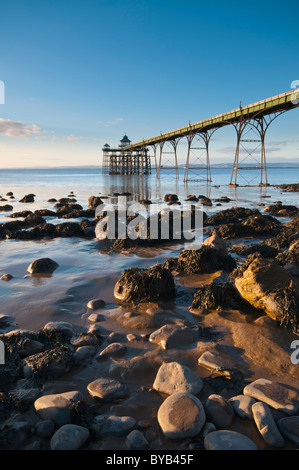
{"left": 233, "top": 254, "right": 299, "bottom": 327}
{"left": 157, "top": 392, "right": 206, "bottom": 439}
{"left": 153, "top": 362, "right": 203, "bottom": 395}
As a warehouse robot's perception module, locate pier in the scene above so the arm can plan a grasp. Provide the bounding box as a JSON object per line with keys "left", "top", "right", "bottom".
{"left": 117, "top": 89, "right": 299, "bottom": 186}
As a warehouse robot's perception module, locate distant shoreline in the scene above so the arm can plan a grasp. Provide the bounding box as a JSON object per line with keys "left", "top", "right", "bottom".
{"left": 0, "top": 164, "right": 299, "bottom": 170}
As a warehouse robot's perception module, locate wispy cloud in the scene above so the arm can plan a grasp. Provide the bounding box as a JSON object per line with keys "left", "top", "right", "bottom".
{"left": 0, "top": 118, "right": 45, "bottom": 138}
{"left": 98, "top": 117, "right": 124, "bottom": 127}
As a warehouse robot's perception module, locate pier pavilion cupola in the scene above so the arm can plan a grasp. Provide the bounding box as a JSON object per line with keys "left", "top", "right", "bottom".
{"left": 119, "top": 134, "right": 131, "bottom": 148}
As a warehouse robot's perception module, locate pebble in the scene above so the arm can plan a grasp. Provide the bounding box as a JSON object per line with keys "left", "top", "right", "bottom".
{"left": 157, "top": 392, "right": 206, "bottom": 439}
{"left": 96, "top": 342, "right": 127, "bottom": 360}
{"left": 229, "top": 395, "right": 256, "bottom": 420}
{"left": 198, "top": 350, "right": 237, "bottom": 377}
{"left": 149, "top": 324, "right": 194, "bottom": 350}
{"left": 34, "top": 391, "right": 83, "bottom": 426}
{"left": 243, "top": 378, "right": 299, "bottom": 415}
{"left": 278, "top": 416, "right": 299, "bottom": 445}
{"left": 153, "top": 362, "right": 203, "bottom": 396}
{"left": 70, "top": 333, "right": 101, "bottom": 347}
{"left": 87, "top": 298, "right": 106, "bottom": 310}
{"left": 126, "top": 429, "right": 148, "bottom": 450}
{"left": 50, "top": 424, "right": 90, "bottom": 450}
{"left": 92, "top": 415, "right": 136, "bottom": 437}
{"left": 88, "top": 313, "right": 104, "bottom": 322}
{"left": 252, "top": 401, "right": 285, "bottom": 448}
{"left": 87, "top": 377, "right": 128, "bottom": 402}
{"left": 204, "top": 430, "right": 259, "bottom": 450}
{"left": 35, "top": 419, "right": 55, "bottom": 438}
{"left": 205, "top": 394, "right": 234, "bottom": 429}
{"left": 73, "top": 346, "right": 98, "bottom": 364}
{"left": 10, "top": 387, "right": 41, "bottom": 405}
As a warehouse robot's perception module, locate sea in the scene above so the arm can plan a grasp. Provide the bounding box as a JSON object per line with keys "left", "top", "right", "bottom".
{"left": 0, "top": 166, "right": 298, "bottom": 331}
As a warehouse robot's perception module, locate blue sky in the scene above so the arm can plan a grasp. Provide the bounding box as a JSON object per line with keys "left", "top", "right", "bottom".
{"left": 0, "top": 0, "right": 299, "bottom": 167}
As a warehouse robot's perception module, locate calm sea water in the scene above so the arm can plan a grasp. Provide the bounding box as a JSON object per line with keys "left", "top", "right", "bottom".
{"left": 0, "top": 166, "right": 298, "bottom": 205}
{"left": 0, "top": 166, "right": 298, "bottom": 330}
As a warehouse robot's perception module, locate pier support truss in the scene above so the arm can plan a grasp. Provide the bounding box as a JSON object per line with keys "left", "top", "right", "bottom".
{"left": 229, "top": 111, "right": 286, "bottom": 186}
{"left": 157, "top": 138, "right": 179, "bottom": 179}
{"left": 184, "top": 129, "right": 216, "bottom": 183}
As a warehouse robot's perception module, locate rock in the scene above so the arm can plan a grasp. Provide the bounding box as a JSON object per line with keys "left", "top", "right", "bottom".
{"left": 92, "top": 415, "right": 136, "bottom": 437}
{"left": 164, "top": 194, "right": 179, "bottom": 203}
{"left": 87, "top": 298, "right": 106, "bottom": 310}
{"left": 114, "top": 264, "right": 175, "bottom": 303}
{"left": 157, "top": 392, "right": 206, "bottom": 439}
{"left": 233, "top": 255, "right": 299, "bottom": 325}
{"left": 252, "top": 401, "right": 285, "bottom": 448}
{"left": 126, "top": 429, "right": 148, "bottom": 450}
{"left": 202, "top": 422, "right": 217, "bottom": 437}
{"left": 229, "top": 395, "right": 255, "bottom": 420}
{"left": 18, "top": 338, "right": 45, "bottom": 358}
{"left": 190, "top": 279, "right": 243, "bottom": 311}
{"left": 0, "top": 274, "right": 13, "bottom": 281}
{"left": 34, "top": 391, "right": 83, "bottom": 426}
{"left": 149, "top": 324, "right": 194, "bottom": 350}
{"left": 42, "top": 321, "right": 74, "bottom": 338}
{"left": 50, "top": 424, "right": 90, "bottom": 450}
{"left": 243, "top": 378, "right": 299, "bottom": 415}
{"left": 204, "top": 430, "right": 258, "bottom": 450}
{"left": 96, "top": 342, "right": 127, "bottom": 360}
{"left": 278, "top": 416, "right": 299, "bottom": 445}
{"left": 153, "top": 362, "right": 203, "bottom": 395}
{"left": 10, "top": 387, "right": 41, "bottom": 405}
{"left": 88, "top": 313, "right": 104, "bottom": 323}
{"left": 70, "top": 333, "right": 101, "bottom": 347}
{"left": 205, "top": 394, "right": 234, "bottom": 429}
{"left": 23, "top": 345, "right": 73, "bottom": 382}
{"left": 73, "top": 346, "right": 98, "bottom": 364}
{"left": 202, "top": 234, "right": 228, "bottom": 252}
{"left": 88, "top": 196, "right": 103, "bottom": 209}
{"left": 0, "top": 204, "right": 13, "bottom": 211}
{"left": 19, "top": 194, "right": 35, "bottom": 203}
{"left": 178, "top": 246, "right": 236, "bottom": 274}
{"left": 87, "top": 377, "right": 128, "bottom": 402}
{"left": 0, "top": 421, "right": 30, "bottom": 449}
{"left": 27, "top": 258, "right": 59, "bottom": 274}
{"left": 198, "top": 350, "right": 238, "bottom": 378}
{"left": 35, "top": 419, "right": 55, "bottom": 438}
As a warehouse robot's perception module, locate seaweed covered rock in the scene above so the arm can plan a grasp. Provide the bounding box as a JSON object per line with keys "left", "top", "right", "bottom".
{"left": 212, "top": 214, "right": 281, "bottom": 239}
{"left": 263, "top": 203, "right": 298, "bottom": 217}
{"left": 164, "top": 194, "right": 179, "bottom": 203}
{"left": 54, "top": 222, "right": 84, "bottom": 237}
{"left": 114, "top": 264, "right": 175, "bottom": 303}
{"left": 207, "top": 207, "right": 260, "bottom": 226}
{"left": 19, "top": 194, "right": 35, "bottom": 203}
{"left": 88, "top": 196, "right": 103, "bottom": 209}
{"left": 23, "top": 345, "right": 74, "bottom": 383}
{"left": 276, "top": 239, "right": 299, "bottom": 276}
{"left": 233, "top": 254, "right": 299, "bottom": 329}
{"left": 178, "top": 246, "right": 236, "bottom": 274}
{"left": 190, "top": 279, "right": 244, "bottom": 312}
{"left": 264, "top": 215, "right": 299, "bottom": 250}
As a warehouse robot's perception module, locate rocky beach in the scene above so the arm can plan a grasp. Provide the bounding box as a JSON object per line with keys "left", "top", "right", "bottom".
{"left": 0, "top": 178, "right": 299, "bottom": 451}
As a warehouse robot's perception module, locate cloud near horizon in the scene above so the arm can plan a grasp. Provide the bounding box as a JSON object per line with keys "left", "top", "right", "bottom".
{"left": 0, "top": 118, "right": 45, "bottom": 138}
